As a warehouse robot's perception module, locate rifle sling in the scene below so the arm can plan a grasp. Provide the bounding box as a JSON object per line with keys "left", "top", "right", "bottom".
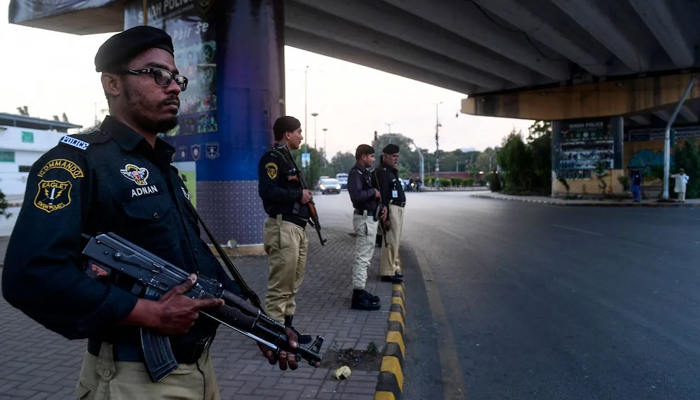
{"left": 185, "top": 201, "right": 262, "bottom": 309}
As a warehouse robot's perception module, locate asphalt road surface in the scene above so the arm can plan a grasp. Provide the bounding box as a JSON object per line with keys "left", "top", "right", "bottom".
{"left": 315, "top": 190, "right": 700, "bottom": 400}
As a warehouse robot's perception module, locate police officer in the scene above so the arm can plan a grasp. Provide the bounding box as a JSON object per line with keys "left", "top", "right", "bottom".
{"left": 258, "top": 116, "right": 314, "bottom": 344}
{"left": 1, "top": 26, "right": 299, "bottom": 400}
{"left": 348, "top": 144, "right": 386, "bottom": 310}
{"left": 375, "top": 144, "right": 406, "bottom": 283}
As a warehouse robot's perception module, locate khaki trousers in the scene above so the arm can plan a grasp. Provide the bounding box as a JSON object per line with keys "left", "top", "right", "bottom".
{"left": 75, "top": 343, "right": 219, "bottom": 400}
{"left": 352, "top": 212, "right": 379, "bottom": 290}
{"left": 263, "top": 216, "right": 308, "bottom": 323}
{"left": 380, "top": 204, "right": 404, "bottom": 276}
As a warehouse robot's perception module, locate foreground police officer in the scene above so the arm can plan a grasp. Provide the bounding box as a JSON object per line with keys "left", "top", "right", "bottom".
{"left": 348, "top": 144, "right": 385, "bottom": 310}
{"left": 375, "top": 144, "right": 406, "bottom": 283}
{"left": 258, "top": 116, "right": 314, "bottom": 344}
{"left": 1, "top": 26, "right": 298, "bottom": 400}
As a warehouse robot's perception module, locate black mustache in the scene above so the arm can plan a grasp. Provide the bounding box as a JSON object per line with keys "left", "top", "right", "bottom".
{"left": 163, "top": 98, "right": 180, "bottom": 107}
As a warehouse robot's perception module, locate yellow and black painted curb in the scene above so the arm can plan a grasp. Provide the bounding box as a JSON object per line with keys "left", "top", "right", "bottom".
{"left": 375, "top": 283, "right": 406, "bottom": 400}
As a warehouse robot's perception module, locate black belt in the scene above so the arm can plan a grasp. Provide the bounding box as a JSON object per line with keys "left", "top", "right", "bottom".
{"left": 87, "top": 337, "right": 212, "bottom": 365}
{"left": 354, "top": 209, "right": 371, "bottom": 216}
{"left": 270, "top": 214, "right": 307, "bottom": 228}
{"left": 390, "top": 200, "right": 406, "bottom": 207}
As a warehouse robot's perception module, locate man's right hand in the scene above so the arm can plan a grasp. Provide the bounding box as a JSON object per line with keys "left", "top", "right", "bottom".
{"left": 374, "top": 189, "right": 381, "bottom": 199}
{"left": 301, "top": 189, "right": 313, "bottom": 204}
{"left": 122, "top": 274, "right": 224, "bottom": 335}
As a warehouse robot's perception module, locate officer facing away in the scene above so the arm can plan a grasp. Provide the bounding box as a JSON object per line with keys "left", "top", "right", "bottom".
{"left": 1, "top": 26, "right": 299, "bottom": 400}
{"left": 348, "top": 144, "right": 386, "bottom": 310}
{"left": 375, "top": 144, "right": 406, "bottom": 283}
{"left": 258, "top": 116, "right": 314, "bottom": 344}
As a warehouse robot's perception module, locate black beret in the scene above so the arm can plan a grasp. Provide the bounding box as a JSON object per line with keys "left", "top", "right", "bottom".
{"left": 355, "top": 144, "right": 375, "bottom": 158}
{"left": 382, "top": 144, "right": 400, "bottom": 154}
{"left": 273, "top": 116, "right": 301, "bottom": 136}
{"left": 95, "top": 26, "right": 175, "bottom": 73}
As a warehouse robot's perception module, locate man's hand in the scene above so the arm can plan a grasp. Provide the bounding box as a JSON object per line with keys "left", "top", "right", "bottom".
{"left": 287, "top": 175, "right": 299, "bottom": 182}
{"left": 126, "top": 274, "right": 224, "bottom": 335}
{"left": 301, "top": 189, "right": 313, "bottom": 204}
{"left": 382, "top": 219, "right": 392, "bottom": 231}
{"left": 380, "top": 206, "right": 388, "bottom": 221}
{"left": 374, "top": 189, "right": 381, "bottom": 199}
{"left": 258, "top": 326, "right": 309, "bottom": 370}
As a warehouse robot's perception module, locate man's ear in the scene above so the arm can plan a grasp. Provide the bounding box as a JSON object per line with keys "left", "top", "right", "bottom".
{"left": 101, "top": 73, "right": 121, "bottom": 98}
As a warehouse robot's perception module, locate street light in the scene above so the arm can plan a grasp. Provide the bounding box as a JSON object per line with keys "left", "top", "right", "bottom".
{"left": 311, "top": 112, "right": 319, "bottom": 149}
{"left": 322, "top": 128, "right": 328, "bottom": 158}
{"left": 435, "top": 101, "right": 443, "bottom": 187}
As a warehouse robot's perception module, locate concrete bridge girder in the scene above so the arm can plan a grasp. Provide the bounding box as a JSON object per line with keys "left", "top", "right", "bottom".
{"left": 379, "top": 0, "right": 571, "bottom": 81}
{"left": 290, "top": 0, "right": 535, "bottom": 86}
{"left": 285, "top": 2, "right": 505, "bottom": 90}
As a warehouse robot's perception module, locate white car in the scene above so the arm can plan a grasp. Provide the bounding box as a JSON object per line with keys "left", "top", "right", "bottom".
{"left": 319, "top": 178, "right": 342, "bottom": 194}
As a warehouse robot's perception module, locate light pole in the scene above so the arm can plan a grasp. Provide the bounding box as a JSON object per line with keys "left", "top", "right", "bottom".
{"left": 385, "top": 122, "right": 392, "bottom": 134}
{"left": 435, "top": 102, "right": 443, "bottom": 187}
{"left": 304, "top": 65, "right": 309, "bottom": 153}
{"left": 311, "top": 112, "right": 319, "bottom": 149}
{"left": 322, "top": 128, "right": 328, "bottom": 158}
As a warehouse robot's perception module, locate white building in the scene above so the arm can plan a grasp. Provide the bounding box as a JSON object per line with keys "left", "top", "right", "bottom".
{"left": 0, "top": 113, "right": 82, "bottom": 196}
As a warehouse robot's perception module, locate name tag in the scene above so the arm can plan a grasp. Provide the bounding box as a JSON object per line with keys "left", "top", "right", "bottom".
{"left": 392, "top": 190, "right": 398, "bottom": 198}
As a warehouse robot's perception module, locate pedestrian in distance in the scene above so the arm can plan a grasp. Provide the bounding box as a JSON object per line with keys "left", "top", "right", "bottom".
{"left": 630, "top": 168, "right": 642, "bottom": 202}
{"left": 671, "top": 168, "right": 690, "bottom": 203}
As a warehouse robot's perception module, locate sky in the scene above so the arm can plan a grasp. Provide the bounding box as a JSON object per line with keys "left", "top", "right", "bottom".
{"left": 0, "top": 0, "right": 533, "bottom": 156}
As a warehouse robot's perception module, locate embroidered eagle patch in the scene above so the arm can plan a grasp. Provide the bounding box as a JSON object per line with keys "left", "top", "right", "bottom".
{"left": 34, "top": 180, "right": 72, "bottom": 213}
{"left": 121, "top": 164, "right": 150, "bottom": 186}
{"left": 266, "top": 162, "right": 278, "bottom": 179}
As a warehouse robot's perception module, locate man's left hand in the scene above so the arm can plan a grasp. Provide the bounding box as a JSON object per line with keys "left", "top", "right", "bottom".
{"left": 258, "top": 326, "right": 300, "bottom": 370}
{"left": 380, "top": 206, "right": 388, "bottom": 221}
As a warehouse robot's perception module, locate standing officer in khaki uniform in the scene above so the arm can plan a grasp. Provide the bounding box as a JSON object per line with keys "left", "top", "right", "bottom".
{"left": 258, "top": 116, "right": 314, "bottom": 344}
{"left": 375, "top": 144, "right": 406, "bottom": 283}
{"left": 348, "top": 144, "right": 386, "bottom": 310}
{"left": 2, "top": 26, "right": 299, "bottom": 400}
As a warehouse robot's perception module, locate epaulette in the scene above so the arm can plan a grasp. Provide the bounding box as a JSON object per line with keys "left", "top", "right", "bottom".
{"left": 57, "top": 130, "right": 110, "bottom": 151}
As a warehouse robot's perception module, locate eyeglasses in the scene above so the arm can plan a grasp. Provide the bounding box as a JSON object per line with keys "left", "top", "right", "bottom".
{"left": 126, "top": 68, "right": 188, "bottom": 91}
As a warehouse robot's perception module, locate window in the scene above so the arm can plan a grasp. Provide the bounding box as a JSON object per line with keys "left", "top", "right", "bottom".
{"left": 19, "top": 166, "right": 31, "bottom": 173}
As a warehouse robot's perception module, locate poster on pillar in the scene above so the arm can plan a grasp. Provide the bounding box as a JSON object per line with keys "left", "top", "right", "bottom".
{"left": 553, "top": 118, "right": 623, "bottom": 179}
{"left": 124, "top": 0, "right": 218, "bottom": 138}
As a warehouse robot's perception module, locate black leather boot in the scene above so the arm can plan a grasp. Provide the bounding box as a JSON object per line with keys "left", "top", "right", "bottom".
{"left": 284, "top": 315, "right": 312, "bottom": 344}
{"left": 352, "top": 289, "right": 381, "bottom": 311}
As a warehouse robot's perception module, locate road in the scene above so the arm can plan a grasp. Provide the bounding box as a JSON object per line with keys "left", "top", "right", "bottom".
{"left": 315, "top": 190, "right": 700, "bottom": 400}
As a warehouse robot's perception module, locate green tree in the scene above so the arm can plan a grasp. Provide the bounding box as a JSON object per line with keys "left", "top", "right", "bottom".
{"left": 372, "top": 134, "right": 419, "bottom": 172}
{"left": 292, "top": 147, "right": 323, "bottom": 189}
{"left": 324, "top": 151, "right": 355, "bottom": 177}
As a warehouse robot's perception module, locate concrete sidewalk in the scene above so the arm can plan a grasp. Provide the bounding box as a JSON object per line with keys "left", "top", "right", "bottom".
{"left": 0, "top": 225, "right": 395, "bottom": 399}
{"left": 471, "top": 192, "right": 700, "bottom": 207}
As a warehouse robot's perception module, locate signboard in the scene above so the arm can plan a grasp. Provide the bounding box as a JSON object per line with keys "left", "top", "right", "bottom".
{"left": 553, "top": 118, "right": 623, "bottom": 172}
{"left": 125, "top": 0, "right": 218, "bottom": 137}
{"left": 0, "top": 151, "right": 15, "bottom": 163}
{"left": 21, "top": 131, "right": 33, "bottom": 143}
{"left": 626, "top": 126, "right": 700, "bottom": 142}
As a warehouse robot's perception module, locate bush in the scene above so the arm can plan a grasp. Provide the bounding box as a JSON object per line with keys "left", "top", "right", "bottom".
{"left": 425, "top": 177, "right": 435, "bottom": 186}
{"left": 438, "top": 178, "right": 451, "bottom": 187}
{"left": 464, "top": 178, "right": 474, "bottom": 187}
{"left": 673, "top": 139, "right": 700, "bottom": 198}
{"left": 450, "top": 177, "right": 464, "bottom": 187}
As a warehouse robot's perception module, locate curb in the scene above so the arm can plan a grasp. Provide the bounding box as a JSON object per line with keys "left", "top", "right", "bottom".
{"left": 471, "top": 194, "right": 698, "bottom": 208}
{"left": 375, "top": 283, "right": 406, "bottom": 400}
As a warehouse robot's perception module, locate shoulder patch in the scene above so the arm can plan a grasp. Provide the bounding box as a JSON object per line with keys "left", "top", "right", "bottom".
{"left": 265, "top": 162, "right": 278, "bottom": 179}
{"left": 59, "top": 135, "right": 90, "bottom": 150}
{"left": 34, "top": 180, "right": 73, "bottom": 213}
{"left": 38, "top": 159, "right": 84, "bottom": 179}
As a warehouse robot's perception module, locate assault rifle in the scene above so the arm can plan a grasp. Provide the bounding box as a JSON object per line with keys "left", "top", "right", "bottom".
{"left": 81, "top": 232, "right": 323, "bottom": 382}
{"left": 280, "top": 145, "right": 327, "bottom": 246}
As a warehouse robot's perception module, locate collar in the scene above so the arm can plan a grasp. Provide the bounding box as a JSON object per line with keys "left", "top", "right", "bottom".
{"left": 380, "top": 161, "right": 397, "bottom": 173}
{"left": 99, "top": 116, "right": 175, "bottom": 156}
{"left": 353, "top": 162, "right": 368, "bottom": 173}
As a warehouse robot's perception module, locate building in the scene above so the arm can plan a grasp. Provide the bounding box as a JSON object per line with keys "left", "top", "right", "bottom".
{"left": 0, "top": 113, "right": 82, "bottom": 196}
